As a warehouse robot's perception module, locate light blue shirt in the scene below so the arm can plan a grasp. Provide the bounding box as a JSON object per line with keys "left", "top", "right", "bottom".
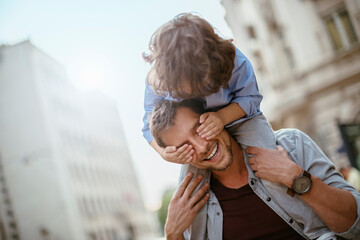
{"left": 179, "top": 129, "right": 360, "bottom": 240}
{"left": 142, "top": 47, "right": 263, "bottom": 143}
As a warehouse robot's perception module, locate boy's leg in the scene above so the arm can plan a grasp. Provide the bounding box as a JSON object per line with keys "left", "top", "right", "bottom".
{"left": 227, "top": 114, "right": 276, "bottom": 150}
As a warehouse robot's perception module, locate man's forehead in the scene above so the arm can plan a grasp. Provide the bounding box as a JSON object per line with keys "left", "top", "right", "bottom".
{"left": 160, "top": 107, "right": 200, "bottom": 147}
{"left": 175, "top": 107, "right": 200, "bottom": 123}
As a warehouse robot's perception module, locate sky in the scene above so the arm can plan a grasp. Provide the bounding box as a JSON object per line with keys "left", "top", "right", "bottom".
{"left": 0, "top": 0, "right": 233, "bottom": 211}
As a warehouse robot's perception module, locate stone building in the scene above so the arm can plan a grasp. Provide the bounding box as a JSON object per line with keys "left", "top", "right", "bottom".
{"left": 0, "top": 41, "right": 156, "bottom": 240}
{"left": 221, "top": 0, "right": 360, "bottom": 167}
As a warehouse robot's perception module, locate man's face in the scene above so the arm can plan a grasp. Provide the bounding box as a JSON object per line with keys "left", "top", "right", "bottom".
{"left": 159, "top": 107, "right": 233, "bottom": 171}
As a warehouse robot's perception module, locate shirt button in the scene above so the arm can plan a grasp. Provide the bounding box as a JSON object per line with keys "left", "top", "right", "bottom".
{"left": 250, "top": 180, "right": 254, "bottom": 185}
{"left": 216, "top": 212, "right": 220, "bottom": 216}
{"left": 266, "top": 197, "right": 271, "bottom": 202}
{"left": 289, "top": 219, "right": 294, "bottom": 224}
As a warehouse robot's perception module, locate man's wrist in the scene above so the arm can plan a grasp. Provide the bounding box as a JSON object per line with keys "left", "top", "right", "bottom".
{"left": 165, "top": 229, "right": 184, "bottom": 240}
{"left": 284, "top": 163, "right": 303, "bottom": 188}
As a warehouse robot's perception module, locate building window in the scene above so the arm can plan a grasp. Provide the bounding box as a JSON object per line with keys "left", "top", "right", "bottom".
{"left": 324, "top": 8, "right": 358, "bottom": 50}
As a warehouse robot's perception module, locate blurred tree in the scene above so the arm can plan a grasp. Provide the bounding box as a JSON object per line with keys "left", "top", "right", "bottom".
{"left": 157, "top": 187, "right": 176, "bottom": 234}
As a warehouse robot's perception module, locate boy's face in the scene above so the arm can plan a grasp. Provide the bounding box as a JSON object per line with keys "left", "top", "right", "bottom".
{"left": 159, "top": 107, "right": 233, "bottom": 171}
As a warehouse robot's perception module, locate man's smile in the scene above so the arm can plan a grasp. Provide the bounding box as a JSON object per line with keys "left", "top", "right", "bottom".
{"left": 204, "top": 141, "right": 219, "bottom": 162}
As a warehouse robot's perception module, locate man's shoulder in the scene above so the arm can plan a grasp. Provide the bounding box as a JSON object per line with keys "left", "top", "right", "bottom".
{"left": 274, "top": 128, "right": 312, "bottom": 153}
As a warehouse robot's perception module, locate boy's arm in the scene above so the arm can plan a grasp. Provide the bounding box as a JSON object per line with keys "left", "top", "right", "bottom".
{"left": 142, "top": 82, "right": 164, "bottom": 143}
{"left": 150, "top": 139, "right": 164, "bottom": 156}
{"left": 216, "top": 102, "right": 246, "bottom": 125}
{"left": 228, "top": 47, "right": 262, "bottom": 118}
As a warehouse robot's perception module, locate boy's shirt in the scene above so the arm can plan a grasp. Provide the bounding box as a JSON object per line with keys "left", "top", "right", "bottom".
{"left": 142, "top": 47, "right": 263, "bottom": 143}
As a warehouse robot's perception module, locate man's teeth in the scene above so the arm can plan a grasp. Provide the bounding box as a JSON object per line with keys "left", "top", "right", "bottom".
{"left": 205, "top": 143, "right": 218, "bottom": 160}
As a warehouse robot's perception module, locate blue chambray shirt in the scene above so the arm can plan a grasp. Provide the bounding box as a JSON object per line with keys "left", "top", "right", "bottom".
{"left": 142, "top": 47, "right": 263, "bottom": 143}
{"left": 178, "top": 129, "right": 360, "bottom": 240}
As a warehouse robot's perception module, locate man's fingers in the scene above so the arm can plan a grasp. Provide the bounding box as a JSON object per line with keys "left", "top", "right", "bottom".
{"left": 248, "top": 157, "right": 257, "bottom": 169}
{"left": 189, "top": 183, "right": 209, "bottom": 206}
{"left": 183, "top": 174, "right": 203, "bottom": 199}
{"left": 277, "top": 145, "right": 285, "bottom": 152}
{"left": 249, "top": 164, "right": 257, "bottom": 172}
{"left": 173, "top": 172, "right": 193, "bottom": 199}
{"left": 245, "top": 146, "right": 261, "bottom": 155}
{"left": 192, "top": 193, "right": 210, "bottom": 212}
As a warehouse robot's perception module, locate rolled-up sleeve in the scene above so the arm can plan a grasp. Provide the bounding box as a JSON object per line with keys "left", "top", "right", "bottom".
{"left": 278, "top": 129, "right": 360, "bottom": 239}
{"left": 228, "top": 48, "right": 263, "bottom": 117}
{"left": 300, "top": 132, "right": 360, "bottom": 239}
{"left": 142, "top": 82, "right": 164, "bottom": 143}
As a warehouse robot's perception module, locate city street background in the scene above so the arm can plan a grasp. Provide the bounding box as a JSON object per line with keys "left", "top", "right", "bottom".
{"left": 0, "top": 0, "right": 232, "bottom": 212}
{"left": 1, "top": 0, "right": 360, "bottom": 239}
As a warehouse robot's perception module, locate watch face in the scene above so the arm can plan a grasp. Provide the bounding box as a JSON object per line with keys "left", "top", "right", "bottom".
{"left": 293, "top": 176, "right": 311, "bottom": 194}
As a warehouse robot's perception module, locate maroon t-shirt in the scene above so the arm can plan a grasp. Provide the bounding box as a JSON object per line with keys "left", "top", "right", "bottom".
{"left": 211, "top": 177, "right": 305, "bottom": 240}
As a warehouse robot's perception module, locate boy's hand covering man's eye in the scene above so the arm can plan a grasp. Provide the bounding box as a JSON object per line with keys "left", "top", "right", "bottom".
{"left": 197, "top": 112, "right": 224, "bottom": 140}
{"left": 161, "top": 144, "right": 194, "bottom": 164}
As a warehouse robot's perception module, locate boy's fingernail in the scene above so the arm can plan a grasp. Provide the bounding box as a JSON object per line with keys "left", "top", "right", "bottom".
{"left": 197, "top": 175, "right": 203, "bottom": 179}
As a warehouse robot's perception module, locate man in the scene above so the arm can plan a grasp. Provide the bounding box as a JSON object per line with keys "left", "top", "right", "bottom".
{"left": 150, "top": 99, "right": 360, "bottom": 240}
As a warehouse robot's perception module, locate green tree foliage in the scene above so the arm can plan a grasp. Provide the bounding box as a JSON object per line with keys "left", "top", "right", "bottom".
{"left": 157, "top": 187, "right": 176, "bottom": 234}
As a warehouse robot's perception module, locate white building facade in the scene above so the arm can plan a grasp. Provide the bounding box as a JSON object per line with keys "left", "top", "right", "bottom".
{"left": 221, "top": 0, "right": 360, "bottom": 167}
{"left": 0, "top": 41, "right": 156, "bottom": 240}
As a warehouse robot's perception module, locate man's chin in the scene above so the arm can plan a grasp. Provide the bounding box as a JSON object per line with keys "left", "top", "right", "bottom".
{"left": 210, "top": 157, "right": 233, "bottom": 171}
{"left": 211, "top": 144, "right": 233, "bottom": 171}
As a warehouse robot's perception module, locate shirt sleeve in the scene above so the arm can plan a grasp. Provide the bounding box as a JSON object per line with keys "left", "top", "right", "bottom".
{"left": 142, "top": 81, "right": 164, "bottom": 143}
{"left": 278, "top": 129, "right": 360, "bottom": 239}
{"left": 228, "top": 48, "right": 263, "bottom": 117}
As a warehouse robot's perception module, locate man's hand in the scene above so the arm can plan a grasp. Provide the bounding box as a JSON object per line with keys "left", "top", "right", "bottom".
{"left": 246, "top": 145, "right": 302, "bottom": 188}
{"left": 165, "top": 172, "right": 210, "bottom": 239}
{"left": 161, "top": 144, "right": 194, "bottom": 164}
{"left": 197, "top": 112, "right": 224, "bottom": 140}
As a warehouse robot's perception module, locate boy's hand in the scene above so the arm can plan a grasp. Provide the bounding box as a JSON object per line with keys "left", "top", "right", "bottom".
{"left": 161, "top": 144, "right": 194, "bottom": 164}
{"left": 197, "top": 112, "right": 224, "bottom": 140}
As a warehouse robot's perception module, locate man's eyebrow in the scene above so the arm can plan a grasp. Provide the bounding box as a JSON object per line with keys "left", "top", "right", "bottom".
{"left": 175, "top": 119, "right": 200, "bottom": 148}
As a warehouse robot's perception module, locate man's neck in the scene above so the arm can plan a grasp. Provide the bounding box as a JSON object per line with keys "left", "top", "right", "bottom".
{"left": 211, "top": 137, "right": 248, "bottom": 189}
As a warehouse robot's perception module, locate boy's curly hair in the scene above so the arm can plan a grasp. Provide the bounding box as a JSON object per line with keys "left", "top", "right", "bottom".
{"left": 143, "top": 13, "right": 235, "bottom": 99}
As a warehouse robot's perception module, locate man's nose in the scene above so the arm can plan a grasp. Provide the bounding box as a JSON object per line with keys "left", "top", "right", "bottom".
{"left": 192, "top": 136, "right": 208, "bottom": 154}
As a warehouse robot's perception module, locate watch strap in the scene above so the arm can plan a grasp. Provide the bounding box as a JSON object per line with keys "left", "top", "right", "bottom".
{"left": 287, "top": 170, "right": 312, "bottom": 197}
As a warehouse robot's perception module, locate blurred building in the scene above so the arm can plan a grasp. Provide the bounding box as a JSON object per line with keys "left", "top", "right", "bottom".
{"left": 221, "top": 0, "right": 360, "bottom": 166}
{"left": 0, "top": 41, "right": 157, "bottom": 240}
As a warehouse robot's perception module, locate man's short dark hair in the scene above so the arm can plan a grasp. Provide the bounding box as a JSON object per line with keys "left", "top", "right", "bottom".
{"left": 150, "top": 99, "right": 204, "bottom": 148}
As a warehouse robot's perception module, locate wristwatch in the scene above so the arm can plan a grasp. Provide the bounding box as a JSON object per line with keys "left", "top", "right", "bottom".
{"left": 287, "top": 170, "right": 312, "bottom": 197}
